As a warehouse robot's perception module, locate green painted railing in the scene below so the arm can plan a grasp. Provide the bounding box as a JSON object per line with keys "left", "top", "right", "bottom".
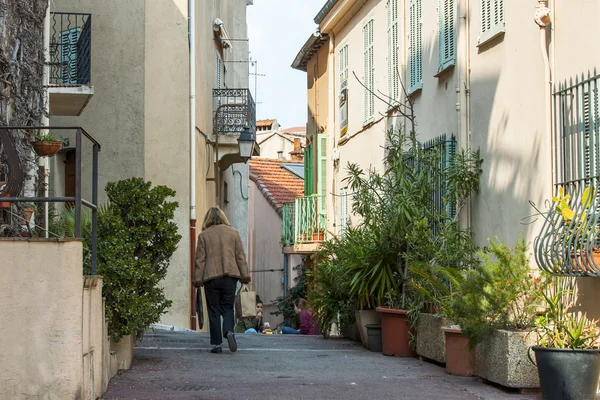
{"left": 281, "top": 202, "right": 295, "bottom": 246}
{"left": 294, "top": 195, "right": 326, "bottom": 245}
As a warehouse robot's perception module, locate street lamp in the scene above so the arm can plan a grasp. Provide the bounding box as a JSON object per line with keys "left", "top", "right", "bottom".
{"left": 237, "top": 125, "right": 255, "bottom": 163}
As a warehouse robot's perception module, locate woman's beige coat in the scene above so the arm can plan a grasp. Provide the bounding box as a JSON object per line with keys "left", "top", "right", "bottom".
{"left": 193, "top": 224, "right": 249, "bottom": 286}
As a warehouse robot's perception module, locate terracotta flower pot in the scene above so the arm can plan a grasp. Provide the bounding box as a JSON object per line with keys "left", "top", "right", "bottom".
{"left": 312, "top": 231, "right": 325, "bottom": 241}
{"left": 32, "top": 141, "right": 62, "bottom": 157}
{"left": 442, "top": 327, "right": 475, "bottom": 376}
{"left": 570, "top": 249, "right": 600, "bottom": 273}
{"left": 376, "top": 307, "right": 416, "bottom": 357}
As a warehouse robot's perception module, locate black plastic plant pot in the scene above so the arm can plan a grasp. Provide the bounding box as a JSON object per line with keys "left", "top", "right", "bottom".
{"left": 531, "top": 346, "right": 600, "bottom": 400}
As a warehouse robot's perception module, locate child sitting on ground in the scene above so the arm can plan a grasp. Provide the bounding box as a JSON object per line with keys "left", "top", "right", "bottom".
{"left": 235, "top": 296, "right": 265, "bottom": 334}
{"left": 282, "top": 298, "right": 321, "bottom": 335}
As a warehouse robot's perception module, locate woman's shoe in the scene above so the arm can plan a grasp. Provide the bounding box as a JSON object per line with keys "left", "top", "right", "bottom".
{"left": 210, "top": 346, "right": 222, "bottom": 354}
{"left": 226, "top": 331, "right": 237, "bottom": 352}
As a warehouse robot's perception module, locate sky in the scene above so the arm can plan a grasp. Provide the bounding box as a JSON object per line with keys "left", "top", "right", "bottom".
{"left": 247, "top": 0, "right": 325, "bottom": 129}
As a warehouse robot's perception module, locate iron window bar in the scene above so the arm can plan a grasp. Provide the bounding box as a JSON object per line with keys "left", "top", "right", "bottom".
{"left": 0, "top": 126, "right": 101, "bottom": 275}
{"left": 49, "top": 12, "right": 92, "bottom": 86}
{"left": 534, "top": 71, "right": 600, "bottom": 277}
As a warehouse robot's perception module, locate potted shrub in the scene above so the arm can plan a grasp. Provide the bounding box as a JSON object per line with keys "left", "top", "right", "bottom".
{"left": 31, "top": 132, "right": 63, "bottom": 157}
{"left": 440, "top": 236, "right": 550, "bottom": 383}
{"left": 530, "top": 275, "right": 600, "bottom": 400}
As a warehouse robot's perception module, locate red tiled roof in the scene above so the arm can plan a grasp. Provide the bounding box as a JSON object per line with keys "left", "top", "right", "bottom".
{"left": 256, "top": 119, "right": 275, "bottom": 127}
{"left": 249, "top": 158, "right": 304, "bottom": 213}
{"left": 279, "top": 126, "right": 306, "bottom": 134}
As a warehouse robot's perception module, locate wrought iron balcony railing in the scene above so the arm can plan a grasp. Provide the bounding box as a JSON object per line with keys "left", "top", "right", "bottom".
{"left": 49, "top": 12, "right": 92, "bottom": 86}
{"left": 534, "top": 71, "right": 600, "bottom": 277}
{"left": 213, "top": 89, "right": 256, "bottom": 136}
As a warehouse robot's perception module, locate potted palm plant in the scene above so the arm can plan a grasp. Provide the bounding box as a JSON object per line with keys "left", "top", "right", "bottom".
{"left": 530, "top": 275, "right": 600, "bottom": 400}
{"left": 32, "top": 132, "right": 63, "bottom": 157}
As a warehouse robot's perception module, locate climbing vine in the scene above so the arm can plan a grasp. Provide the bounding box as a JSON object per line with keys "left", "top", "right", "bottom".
{"left": 0, "top": 0, "right": 47, "bottom": 236}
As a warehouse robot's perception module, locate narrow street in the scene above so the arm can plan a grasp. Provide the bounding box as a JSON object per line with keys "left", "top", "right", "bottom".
{"left": 102, "top": 330, "right": 539, "bottom": 400}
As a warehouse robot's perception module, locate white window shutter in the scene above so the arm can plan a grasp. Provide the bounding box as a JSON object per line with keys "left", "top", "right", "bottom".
{"left": 317, "top": 134, "right": 328, "bottom": 216}
{"left": 363, "top": 19, "right": 375, "bottom": 122}
{"left": 480, "top": 0, "right": 504, "bottom": 43}
{"left": 388, "top": 0, "right": 399, "bottom": 102}
{"left": 339, "top": 187, "right": 348, "bottom": 236}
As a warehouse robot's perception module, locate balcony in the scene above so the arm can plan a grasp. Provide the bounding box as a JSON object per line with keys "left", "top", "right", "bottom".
{"left": 48, "top": 12, "right": 94, "bottom": 116}
{"left": 282, "top": 195, "right": 326, "bottom": 254}
{"left": 213, "top": 89, "right": 259, "bottom": 168}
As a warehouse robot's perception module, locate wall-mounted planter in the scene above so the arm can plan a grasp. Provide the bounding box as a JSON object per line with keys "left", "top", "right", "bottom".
{"left": 416, "top": 313, "right": 447, "bottom": 363}
{"left": 376, "top": 307, "right": 416, "bottom": 357}
{"left": 475, "top": 329, "right": 539, "bottom": 388}
{"left": 32, "top": 141, "right": 62, "bottom": 157}
{"left": 442, "top": 327, "right": 474, "bottom": 376}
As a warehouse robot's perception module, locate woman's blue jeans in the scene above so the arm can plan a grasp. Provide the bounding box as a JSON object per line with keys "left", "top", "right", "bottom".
{"left": 282, "top": 326, "right": 301, "bottom": 334}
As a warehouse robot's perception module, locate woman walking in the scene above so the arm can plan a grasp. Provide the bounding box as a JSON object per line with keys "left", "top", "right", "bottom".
{"left": 193, "top": 207, "right": 251, "bottom": 353}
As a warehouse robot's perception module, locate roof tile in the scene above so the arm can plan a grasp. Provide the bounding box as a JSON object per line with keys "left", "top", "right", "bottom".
{"left": 249, "top": 159, "right": 304, "bottom": 212}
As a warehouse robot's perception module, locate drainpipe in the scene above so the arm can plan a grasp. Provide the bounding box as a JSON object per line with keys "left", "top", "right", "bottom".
{"left": 535, "top": 0, "right": 552, "bottom": 190}
{"left": 457, "top": 0, "right": 471, "bottom": 229}
{"left": 283, "top": 254, "right": 288, "bottom": 296}
{"left": 42, "top": 1, "right": 50, "bottom": 237}
{"left": 188, "top": 0, "right": 197, "bottom": 330}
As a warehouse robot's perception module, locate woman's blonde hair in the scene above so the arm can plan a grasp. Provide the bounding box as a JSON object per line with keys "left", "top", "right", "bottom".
{"left": 202, "top": 207, "right": 231, "bottom": 230}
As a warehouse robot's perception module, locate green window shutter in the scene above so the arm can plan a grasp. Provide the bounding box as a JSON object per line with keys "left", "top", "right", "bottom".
{"left": 304, "top": 144, "right": 313, "bottom": 195}
{"left": 387, "top": 0, "right": 399, "bottom": 102}
{"left": 438, "top": 0, "right": 456, "bottom": 73}
{"left": 61, "top": 28, "right": 81, "bottom": 84}
{"left": 409, "top": 0, "right": 422, "bottom": 94}
{"left": 317, "top": 134, "right": 327, "bottom": 215}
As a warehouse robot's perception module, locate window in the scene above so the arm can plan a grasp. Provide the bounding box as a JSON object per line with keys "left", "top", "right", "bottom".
{"left": 479, "top": 0, "right": 504, "bottom": 45}
{"left": 408, "top": 0, "right": 422, "bottom": 94}
{"left": 387, "top": 0, "right": 399, "bottom": 103}
{"left": 339, "top": 44, "right": 349, "bottom": 137}
{"left": 438, "top": 0, "right": 456, "bottom": 74}
{"left": 363, "top": 19, "right": 374, "bottom": 123}
{"left": 223, "top": 181, "right": 229, "bottom": 204}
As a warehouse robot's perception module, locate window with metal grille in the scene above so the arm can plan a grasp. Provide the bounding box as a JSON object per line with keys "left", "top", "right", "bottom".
{"left": 387, "top": 0, "right": 399, "bottom": 103}
{"left": 409, "top": 0, "right": 422, "bottom": 94}
{"left": 438, "top": 0, "right": 456, "bottom": 73}
{"left": 363, "top": 19, "right": 375, "bottom": 122}
{"left": 479, "top": 0, "right": 504, "bottom": 44}
{"left": 339, "top": 44, "right": 349, "bottom": 137}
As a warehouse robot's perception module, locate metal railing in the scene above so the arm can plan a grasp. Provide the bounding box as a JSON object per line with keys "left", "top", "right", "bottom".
{"left": 49, "top": 12, "right": 92, "bottom": 85}
{"left": 282, "top": 202, "right": 295, "bottom": 246}
{"left": 534, "top": 71, "right": 600, "bottom": 276}
{"left": 294, "top": 195, "right": 326, "bottom": 245}
{"left": 0, "top": 126, "right": 100, "bottom": 274}
{"left": 213, "top": 89, "right": 256, "bottom": 136}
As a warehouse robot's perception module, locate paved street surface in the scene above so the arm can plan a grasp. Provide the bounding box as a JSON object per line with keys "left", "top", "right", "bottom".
{"left": 101, "top": 330, "right": 539, "bottom": 400}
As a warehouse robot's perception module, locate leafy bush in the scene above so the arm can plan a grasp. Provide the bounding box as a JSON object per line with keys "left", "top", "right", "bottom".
{"left": 272, "top": 259, "right": 307, "bottom": 330}
{"left": 308, "top": 239, "right": 357, "bottom": 336}
{"left": 92, "top": 178, "right": 181, "bottom": 341}
{"left": 446, "top": 235, "right": 549, "bottom": 348}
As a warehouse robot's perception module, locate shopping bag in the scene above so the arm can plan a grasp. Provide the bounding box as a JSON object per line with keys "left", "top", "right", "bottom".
{"left": 235, "top": 284, "right": 256, "bottom": 318}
